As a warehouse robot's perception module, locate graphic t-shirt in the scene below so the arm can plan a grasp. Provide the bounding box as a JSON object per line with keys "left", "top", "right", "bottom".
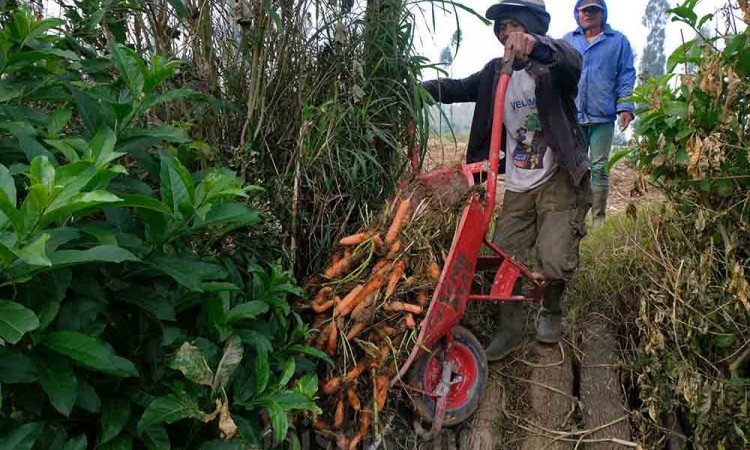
{"left": 504, "top": 68, "right": 558, "bottom": 193}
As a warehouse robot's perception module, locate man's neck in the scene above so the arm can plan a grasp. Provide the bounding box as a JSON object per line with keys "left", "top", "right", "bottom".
{"left": 584, "top": 26, "right": 603, "bottom": 38}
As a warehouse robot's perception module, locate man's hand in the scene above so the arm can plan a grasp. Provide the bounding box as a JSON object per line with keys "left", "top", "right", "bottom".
{"left": 504, "top": 32, "right": 537, "bottom": 58}
{"left": 618, "top": 111, "right": 634, "bottom": 131}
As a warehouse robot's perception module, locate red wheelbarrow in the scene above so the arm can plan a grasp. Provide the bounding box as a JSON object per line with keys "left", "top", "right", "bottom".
{"left": 393, "top": 53, "right": 545, "bottom": 433}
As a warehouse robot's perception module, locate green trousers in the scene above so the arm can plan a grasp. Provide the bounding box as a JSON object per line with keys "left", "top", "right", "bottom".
{"left": 580, "top": 122, "right": 615, "bottom": 193}
{"left": 493, "top": 170, "right": 592, "bottom": 314}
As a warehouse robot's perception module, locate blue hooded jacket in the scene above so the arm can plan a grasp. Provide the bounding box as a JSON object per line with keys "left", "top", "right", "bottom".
{"left": 563, "top": 0, "right": 636, "bottom": 124}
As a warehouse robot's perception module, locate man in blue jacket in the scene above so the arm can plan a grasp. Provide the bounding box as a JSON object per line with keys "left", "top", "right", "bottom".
{"left": 564, "top": 0, "right": 636, "bottom": 227}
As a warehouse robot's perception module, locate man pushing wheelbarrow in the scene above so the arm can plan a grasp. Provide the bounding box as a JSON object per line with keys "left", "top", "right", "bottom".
{"left": 421, "top": 0, "right": 592, "bottom": 361}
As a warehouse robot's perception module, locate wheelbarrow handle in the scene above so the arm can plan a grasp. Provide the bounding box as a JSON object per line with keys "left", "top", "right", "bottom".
{"left": 485, "top": 50, "right": 516, "bottom": 226}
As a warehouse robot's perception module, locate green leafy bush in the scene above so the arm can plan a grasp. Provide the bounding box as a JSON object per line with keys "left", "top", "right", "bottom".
{"left": 0, "top": 7, "right": 322, "bottom": 449}
{"left": 621, "top": 1, "right": 750, "bottom": 447}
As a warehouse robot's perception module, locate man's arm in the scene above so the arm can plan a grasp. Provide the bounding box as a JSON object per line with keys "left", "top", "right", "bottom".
{"left": 421, "top": 64, "right": 487, "bottom": 104}
{"left": 616, "top": 36, "right": 636, "bottom": 115}
{"left": 533, "top": 36, "right": 582, "bottom": 96}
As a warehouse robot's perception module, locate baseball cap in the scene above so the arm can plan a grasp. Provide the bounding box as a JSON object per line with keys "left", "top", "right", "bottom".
{"left": 578, "top": 0, "right": 604, "bottom": 10}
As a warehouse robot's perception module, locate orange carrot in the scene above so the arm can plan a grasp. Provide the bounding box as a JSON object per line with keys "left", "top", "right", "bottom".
{"left": 337, "top": 268, "right": 386, "bottom": 317}
{"left": 371, "top": 258, "right": 390, "bottom": 275}
{"left": 347, "top": 387, "right": 361, "bottom": 411}
{"left": 349, "top": 410, "right": 372, "bottom": 449}
{"left": 333, "top": 393, "right": 345, "bottom": 430}
{"left": 371, "top": 234, "right": 384, "bottom": 249}
{"left": 404, "top": 313, "right": 416, "bottom": 329}
{"left": 375, "top": 375, "right": 388, "bottom": 411}
{"left": 340, "top": 232, "right": 369, "bottom": 246}
{"left": 345, "top": 361, "right": 366, "bottom": 381}
{"left": 326, "top": 321, "right": 338, "bottom": 356}
{"left": 323, "top": 377, "right": 342, "bottom": 395}
{"left": 427, "top": 262, "right": 441, "bottom": 281}
{"left": 312, "top": 299, "right": 335, "bottom": 313}
{"left": 331, "top": 252, "right": 342, "bottom": 265}
{"left": 346, "top": 322, "right": 367, "bottom": 340}
{"left": 386, "top": 240, "right": 402, "bottom": 259}
{"left": 378, "top": 344, "right": 390, "bottom": 361}
{"left": 417, "top": 290, "right": 429, "bottom": 306}
{"left": 383, "top": 302, "right": 422, "bottom": 315}
{"left": 385, "top": 198, "right": 411, "bottom": 245}
{"left": 337, "top": 433, "right": 350, "bottom": 450}
{"left": 313, "top": 286, "right": 332, "bottom": 304}
{"left": 385, "top": 260, "right": 405, "bottom": 298}
{"left": 349, "top": 433, "right": 363, "bottom": 450}
{"left": 314, "top": 419, "right": 327, "bottom": 431}
{"left": 324, "top": 254, "right": 355, "bottom": 279}
{"left": 334, "top": 285, "right": 364, "bottom": 317}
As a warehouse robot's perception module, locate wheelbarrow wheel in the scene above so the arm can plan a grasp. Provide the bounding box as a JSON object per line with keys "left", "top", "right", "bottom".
{"left": 408, "top": 325, "right": 488, "bottom": 426}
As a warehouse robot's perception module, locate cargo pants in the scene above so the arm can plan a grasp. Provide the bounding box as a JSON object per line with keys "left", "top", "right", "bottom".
{"left": 493, "top": 169, "right": 592, "bottom": 315}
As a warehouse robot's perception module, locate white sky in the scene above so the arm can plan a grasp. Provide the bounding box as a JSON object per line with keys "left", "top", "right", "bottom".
{"left": 413, "top": 0, "right": 733, "bottom": 79}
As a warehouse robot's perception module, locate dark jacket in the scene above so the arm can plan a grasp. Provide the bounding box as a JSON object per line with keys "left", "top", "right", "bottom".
{"left": 422, "top": 35, "right": 590, "bottom": 186}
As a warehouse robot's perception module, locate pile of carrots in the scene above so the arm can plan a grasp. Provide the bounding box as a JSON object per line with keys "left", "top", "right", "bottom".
{"left": 304, "top": 195, "right": 444, "bottom": 449}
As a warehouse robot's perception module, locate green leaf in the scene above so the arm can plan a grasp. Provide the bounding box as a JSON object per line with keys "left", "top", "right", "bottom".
{"left": 76, "top": 379, "right": 101, "bottom": 413}
{"left": 144, "top": 55, "right": 182, "bottom": 94}
{"left": 606, "top": 147, "right": 635, "bottom": 172}
{"left": 167, "top": 0, "right": 190, "bottom": 19}
{"left": 264, "top": 400, "right": 288, "bottom": 444}
{"left": 99, "top": 435, "right": 133, "bottom": 450}
{"left": 212, "top": 335, "right": 243, "bottom": 394}
{"left": 68, "top": 85, "right": 115, "bottom": 135}
{"left": 42, "top": 191, "right": 124, "bottom": 227}
{"left": 159, "top": 152, "right": 194, "bottom": 217}
{"left": 43, "top": 330, "right": 139, "bottom": 377}
{"left": 0, "top": 164, "right": 17, "bottom": 208}
{"left": 45, "top": 139, "right": 80, "bottom": 162}
{"left": 0, "top": 347, "right": 38, "bottom": 383}
{"left": 49, "top": 245, "right": 139, "bottom": 267}
{"left": 101, "top": 399, "right": 131, "bottom": 444}
{"left": 0, "top": 422, "right": 43, "bottom": 450}
{"left": 0, "top": 299, "right": 40, "bottom": 344}
{"left": 48, "top": 108, "right": 73, "bottom": 136}
{"left": 148, "top": 256, "right": 224, "bottom": 292}
{"left": 144, "top": 88, "right": 198, "bottom": 111}
{"left": 224, "top": 301, "right": 269, "bottom": 325}
{"left": 0, "top": 120, "right": 50, "bottom": 162}
{"left": 84, "top": 128, "right": 123, "bottom": 168}
{"left": 18, "top": 233, "right": 51, "bottom": 267}
{"left": 111, "top": 44, "right": 145, "bottom": 97}
{"left": 192, "top": 203, "right": 260, "bottom": 231}
{"left": 136, "top": 393, "right": 203, "bottom": 434}
{"left": 278, "top": 359, "right": 295, "bottom": 388}
{"left": 61, "top": 435, "right": 87, "bottom": 450}
{"left": 142, "top": 425, "right": 170, "bottom": 450}
{"left": 38, "top": 355, "right": 79, "bottom": 416}
{"left": 255, "top": 349, "right": 270, "bottom": 396}
{"left": 169, "top": 342, "right": 214, "bottom": 386}
{"left": 0, "top": 81, "right": 23, "bottom": 102}
{"left": 669, "top": 5, "right": 698, "bottom": 26}
{"left": 714, "top": 334, "right": 736, "bottom": 348}
{"left": 117, "top": 194, "right": 171, "bottom": 213}
{"left": 286, "top": 345, "right": 333, "bottom": 365}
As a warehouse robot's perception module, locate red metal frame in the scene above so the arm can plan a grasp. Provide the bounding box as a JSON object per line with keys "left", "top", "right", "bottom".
{"left": 396, "top": 53, "right": 546, "bottom": 432}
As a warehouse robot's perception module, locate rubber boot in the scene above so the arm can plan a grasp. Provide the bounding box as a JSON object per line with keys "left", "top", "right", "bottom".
{"left": 536, "top": 281, "right": 565, "bottom": 344}
{"left": 591, "top": 189, "right": 608, "bottom": 228}
{"left": 486, "top": 302, "right": 525, "bottom": 361}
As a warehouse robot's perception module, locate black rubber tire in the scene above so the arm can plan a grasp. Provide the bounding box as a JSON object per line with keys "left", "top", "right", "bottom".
{"left": 408, "top": 325, "right": 488, "bottom": 426}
